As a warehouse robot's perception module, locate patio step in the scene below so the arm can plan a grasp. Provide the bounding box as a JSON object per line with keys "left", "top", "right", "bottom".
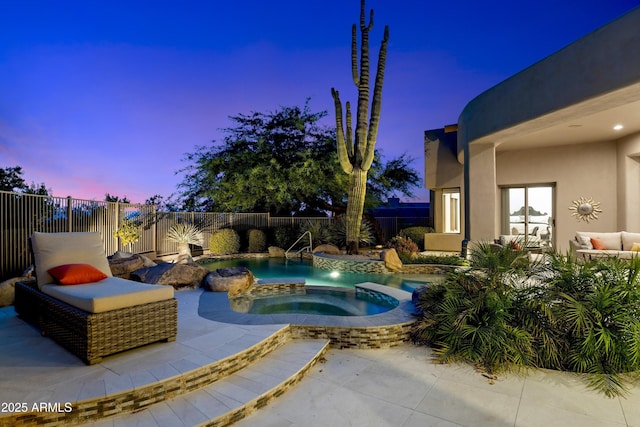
{"left": 80, "top": 339, "right": 329, "bottom": 427}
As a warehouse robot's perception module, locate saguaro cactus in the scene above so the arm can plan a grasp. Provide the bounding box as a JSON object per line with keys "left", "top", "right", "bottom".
{"left": 331, "top": 0, "right": 389, "bottom": 253}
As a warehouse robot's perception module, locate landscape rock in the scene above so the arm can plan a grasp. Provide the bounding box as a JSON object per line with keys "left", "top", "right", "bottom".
{"left": 204, "top": 267, "right": 255, "bottom": 297}
{"left": 0, "top": 277, "right": 22, "bottom": 307}
{"left": 109, "top": 254, "right": 146, "bottom": 279}
{"left": 380, "top": 248, "right": 403, "bottom": 272}
{"left": 268, "top": 246, "right": 286, "bottom": 258}
{"left": 132, "top": 262, "right": 209, "bottom": 290}
{"left": 312, "top": 243, "right": 341, "bottom": 255}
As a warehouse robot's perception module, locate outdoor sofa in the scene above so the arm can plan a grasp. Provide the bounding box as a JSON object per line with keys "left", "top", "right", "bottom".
{"left": 569, "top": 231, "right": 640, "bottom": 260}
{"left": 15, "top": 232, "right": 177, "bottom": 364}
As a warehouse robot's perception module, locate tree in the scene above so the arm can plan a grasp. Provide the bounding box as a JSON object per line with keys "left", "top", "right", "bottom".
{"left": 1, "top": 166, "right": 51, "bottom": 195}
{"left": 0, "top": 166, "right": 26, "bottom": 192}
{"left": 331, "top": 0, "right": 389, "bottom": 253}
{"left": 177, "top": 103, "right": 419, "bottom": 215}
{"left": 105, "top": 193, "right": 130, "bottom": 203}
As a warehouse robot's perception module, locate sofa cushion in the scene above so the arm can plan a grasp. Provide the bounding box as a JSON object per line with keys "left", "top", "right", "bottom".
{"left": 621, "top": 232, "right": 640, "bottom": 251}
{"left": 575, "top": 231, "right": 622, "bottom": 250}
{"left": 32, "top": 232, "right": 113, "bottom": 290}
{"left": 48, "top": 263, "right": 108, "bottom": 285}
{"left": 41, "top": 276, "right": 174, "bottom": 313}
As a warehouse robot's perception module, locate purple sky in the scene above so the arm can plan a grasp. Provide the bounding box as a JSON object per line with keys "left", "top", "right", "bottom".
{"left": 1, "top": 1, "right": 638, "bottom": 203}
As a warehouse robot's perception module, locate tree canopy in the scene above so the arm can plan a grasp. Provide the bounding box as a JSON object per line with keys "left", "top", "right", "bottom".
{"left": 177, "top": 103, "right": 419, "bottom": 215}
{"left": 0, "top": 166, "right": 51, "bottom": 195}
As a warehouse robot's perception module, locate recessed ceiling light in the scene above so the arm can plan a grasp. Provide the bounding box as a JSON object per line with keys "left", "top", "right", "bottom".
{"left": 613, "top": 124, "right": 624, "bottom": 131}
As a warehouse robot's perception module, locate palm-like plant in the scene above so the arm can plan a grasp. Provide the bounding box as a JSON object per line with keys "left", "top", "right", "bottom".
{"left": 412, "top": 246, "right": 640, "bottom": 397}
{"left": 166, "top": 223, "right": 203, "bottom": 257}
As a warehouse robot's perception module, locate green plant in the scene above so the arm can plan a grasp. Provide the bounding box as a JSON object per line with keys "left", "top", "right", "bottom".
{"left": 399, "top": 253, "right": 467, "bottom": 266}
{"left": 209, "top": 228, "right": 240, "bottom": 255}
{"left": 327, "top": 216, "right": 375, "bottom": 248}
{"left": 113, "top": 218, "right": 141, "bottom": 249}
{"left": 385, "top": 235, "right": 418, "bottom": 255}
{"left": 411, "top": 244, "right": 640, "bottom": 397}
{"left": 166, "top": 223, "right": 203, "bottom": 256}
{"left": 247, "top": 229, "right": 267, "bottom": 252}
{"left": 399, "top": 226, "right": 432, "bottom": 251}
{"left": 299, "top": 220, "right": 330, "bottom": 247}
{"left": 270, "top": 225, "right": 301, "bottom": 249}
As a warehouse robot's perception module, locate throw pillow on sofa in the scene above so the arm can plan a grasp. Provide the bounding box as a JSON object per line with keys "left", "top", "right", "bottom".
{"left": 590, "top": 238, "right": 607, "bottom": 250}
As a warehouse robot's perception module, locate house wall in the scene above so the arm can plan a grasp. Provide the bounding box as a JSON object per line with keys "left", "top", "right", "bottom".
{"left": 496, "top": 141, "right": 618, "bottom": 252}
{"left": 617, "top": 132, "right": 640, "bottom": 232}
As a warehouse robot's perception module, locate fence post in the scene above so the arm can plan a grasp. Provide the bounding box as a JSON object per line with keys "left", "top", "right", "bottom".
{"left": 67, "top": 196, "right": 73, "bottom": 232}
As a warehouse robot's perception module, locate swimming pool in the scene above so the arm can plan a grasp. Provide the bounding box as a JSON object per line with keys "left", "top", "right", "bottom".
{"left": 199, "top": 257, "right": 438, "bottom": 292}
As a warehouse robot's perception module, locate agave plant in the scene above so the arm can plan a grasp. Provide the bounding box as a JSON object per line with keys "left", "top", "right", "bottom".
{"left": 327, "top": 216, "right": 375, "bottom": 249}
{"left": 166, "top": 223, "right": 204, "bottom": 257}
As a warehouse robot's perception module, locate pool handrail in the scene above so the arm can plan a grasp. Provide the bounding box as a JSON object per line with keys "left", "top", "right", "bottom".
{"left": 285, "top": 231, "right": 313, "bottom": 258}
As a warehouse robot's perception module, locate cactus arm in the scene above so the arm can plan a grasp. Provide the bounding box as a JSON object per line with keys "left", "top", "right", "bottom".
{"left": 331, "top": 88, "right": 354, "bottom": 174}
{"left": 351, "top": 24, "right": 358, "bottom": 86}
{"left": 363, "top": 25, "right": 389, "bottom": 170}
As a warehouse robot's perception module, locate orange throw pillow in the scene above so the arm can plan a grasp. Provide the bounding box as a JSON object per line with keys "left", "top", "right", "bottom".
{"left": 590, "top": 237, "right": 607, "bottom": 250}
{"left": 48, "top": 263, "right": 108, "bottom": 285}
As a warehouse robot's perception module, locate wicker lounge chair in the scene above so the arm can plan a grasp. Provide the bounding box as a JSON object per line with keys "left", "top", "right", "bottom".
{"left": 15, "top": 232, "right": 177, "bottom": 364}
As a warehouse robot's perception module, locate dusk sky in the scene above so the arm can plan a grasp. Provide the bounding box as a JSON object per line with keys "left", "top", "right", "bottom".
{"left": 2, "top": 1, "right": 638, "bottom": 204}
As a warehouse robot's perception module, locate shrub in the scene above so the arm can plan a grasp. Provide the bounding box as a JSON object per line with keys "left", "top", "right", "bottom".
{"left": 209, "top": 228, "right": 240, "bottom": 255}
{"left": 327, "top": 216, "right": 375, "bottom": 248}
{"left": 270, "top": 225, "right": 301, "bottom": 249}
{"left": 411, "top": 245, "right": 640, "bottom": 397}
{"left": 299, "top": 220, "right": 331, "bottom": 247}
{"left": 399, "top": 253, "right": 467, "bottom": 266}
{"left": 385, "top": 235, "right": 418, "bottom": 255}
{"left": 399, "top": 226, "right": 432, "bottom": 251}
{"left": 246, "top": 229, "right": 267, "bottom": 252}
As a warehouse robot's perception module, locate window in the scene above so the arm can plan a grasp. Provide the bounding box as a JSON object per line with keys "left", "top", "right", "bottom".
{"left": 501, "top": 184, "right": 554, "bottom": 248}
{"left": 442, "top": 189, "right": 460, "bottom": 233}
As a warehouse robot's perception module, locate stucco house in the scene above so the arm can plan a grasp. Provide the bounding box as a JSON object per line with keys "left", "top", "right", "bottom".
{"left": 425, "top": 6, "right": 640, "bottom": 253}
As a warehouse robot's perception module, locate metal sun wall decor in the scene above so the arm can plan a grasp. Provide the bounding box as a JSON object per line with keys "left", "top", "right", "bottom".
{"left": 569, "top": 196, "right": 602, "bottom": 223}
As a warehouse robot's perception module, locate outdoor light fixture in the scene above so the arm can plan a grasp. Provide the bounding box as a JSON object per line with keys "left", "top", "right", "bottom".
{"left": 613, "top": 124, "right": 624, "bottom": 131}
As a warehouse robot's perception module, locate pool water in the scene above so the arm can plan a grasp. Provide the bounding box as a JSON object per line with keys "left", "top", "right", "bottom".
{"left": 233, "top": 287, "right": 398, "bottom": 316}
{"left": 200, "top": 257, "right": 438, "bottom": 292}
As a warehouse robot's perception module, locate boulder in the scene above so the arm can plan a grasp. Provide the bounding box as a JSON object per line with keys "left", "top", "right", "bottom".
{"left": 132, "top": 262, "right": 209, "bottom": 290}
{"left": 312, "top": 243, "right": 341, "bottom": 255}
{"left": 380, "top": 248, "right": 403, "bottom": 272}
{"left": 268, "top": 246, "right": 286, "bottom": 258}
{"left": 0, "top": 277, "right": 22, "bottom": 307}
{"left": 109, "top": 254, "right": 146, "bottom": 279}
{"left": 204, "top": 267, "right": 255, "bottom": 297}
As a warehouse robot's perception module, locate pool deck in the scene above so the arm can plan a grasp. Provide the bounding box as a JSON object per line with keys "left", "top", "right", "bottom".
{"left": 3, "top": 286, "right": 640, "bottom": 426}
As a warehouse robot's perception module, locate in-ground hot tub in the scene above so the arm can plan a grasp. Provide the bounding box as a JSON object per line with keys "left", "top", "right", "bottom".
{"left": 198, "top": 281, "right": 418, "bottom": 348}
{"left": 230, "top": 285, "right": 399, "bottom": 316}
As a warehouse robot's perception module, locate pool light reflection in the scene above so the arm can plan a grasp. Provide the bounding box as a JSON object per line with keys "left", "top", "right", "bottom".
{"left": 330, "top": 271, "right": 340, "bottom": 278}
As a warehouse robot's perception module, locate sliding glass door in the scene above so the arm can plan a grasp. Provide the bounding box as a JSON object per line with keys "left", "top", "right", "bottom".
{"left": 501, "top": 184, "right": 554, "bottom": 248}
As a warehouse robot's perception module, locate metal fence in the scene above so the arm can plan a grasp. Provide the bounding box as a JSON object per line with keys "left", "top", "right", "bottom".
{"left": 1, "top": 191, "right": 428, "bottom": 280}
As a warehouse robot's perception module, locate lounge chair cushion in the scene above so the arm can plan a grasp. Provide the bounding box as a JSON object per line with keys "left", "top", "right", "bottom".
{"left": 32, "top": 232, "right": 113, "bottom": 290}
{"left": 48, "top": 263, "right": 109, "bottom": 285}
{"left": 41, "top": 276, "right": 174, "bottom": 313}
